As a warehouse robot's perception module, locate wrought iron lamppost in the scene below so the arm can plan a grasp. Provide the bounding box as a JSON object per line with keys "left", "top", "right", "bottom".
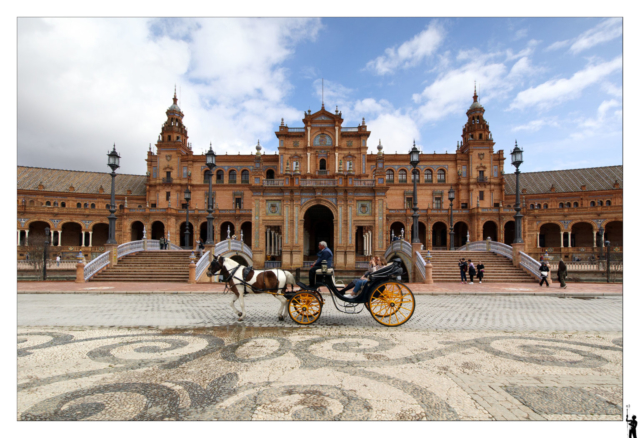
{"left": 184, "top": 186, "right": 191, "bottom": 249}
{"left": 448, "top": 186, "right": 455, "bottom": 250}
{"left": 205, "top": 143, "right": 217, "bottom": 245}
{"left": 409, "top": 141, "right": 420, "bottom": 244}
{"left": 106, "top": 144, "right": 121, "bottom": 244}
{"left": 510, "top": 141, "right": 524, "bottom": 244}
{"left": 43, "top": 227, "right": 50, "bottom": 280}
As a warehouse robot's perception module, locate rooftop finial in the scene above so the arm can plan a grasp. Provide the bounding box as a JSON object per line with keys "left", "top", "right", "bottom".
{"left": 173, "top": 85, "right": 178, "bottom": 105}
{"left": 473, "top": 81, "right": 478, "bottom": 102}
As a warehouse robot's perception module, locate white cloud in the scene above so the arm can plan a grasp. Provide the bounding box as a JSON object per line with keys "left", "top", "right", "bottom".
{"left": 18, "top": 18, "right": 322, "bottom": 173}
{"left": 365, "top": 20, "right": 445, "bottom": 75}
{"left": 509, "top": 56, "right": 622, "bottom": 111}
{"left": 545, "top": 18, "right": 622, "bottom": 54}
{"left": 512, "top": 118, "right": 559, "bottom": 132}
{"left": 601, "top": 81, "right": 622, "bottom": 98}
{"left": 514, "top": 28, "right": 528, "bottom": 40}
{"left": 368, "top": 112, "right": 421, "bottom": 153}
{"left": 570, "top": 99, "right": 621, "bottom": 139}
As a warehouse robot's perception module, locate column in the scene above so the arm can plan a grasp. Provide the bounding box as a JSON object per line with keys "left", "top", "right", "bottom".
{"left": 568, "top": 231, "right": 572, "bottom": 248}
{"left": 17, "top": 230, "right": 20, "bottom": 246}
{"left": 89, "top": 231, "right": 93, "bottom": 247}
{"left": 25, "top": 230, "right": 29, "bottom": 246}
{"left": 560, "top": 231, "right": 563, "bottom": 248}
{"left": 81, "top": 231, "right": 85, "bottom": 247}
{"left": 307, "top": 153, "right": 310, "bottom": 174}
{"left": 364, "top": 233, "right": 368, "bottom": 256}
{"left": 536, "top": 232, "right": 540, "bottom": 248}
{"left": 58, "top": 230, "right": 62, "bottom": 246}
{"left": 593, "top": 231, "right": 597, "bottom": 247}
{"left": 279, "top": 234, "right": 282, "bottom": 255}
{"left": 335, "top": 152, "right": 338, "bottom": 173}
{"left": 266, "top": 228, "right": 270, "bottom": 256}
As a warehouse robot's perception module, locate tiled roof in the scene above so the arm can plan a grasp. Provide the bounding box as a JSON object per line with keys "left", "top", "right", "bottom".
{"left": 17, "top": 166, "right": 147, "bottom": 196}
{"left": 504, "top": 165, "right": 622, "bottom": 195}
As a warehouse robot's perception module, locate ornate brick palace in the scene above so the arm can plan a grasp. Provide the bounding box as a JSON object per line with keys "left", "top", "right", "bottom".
{"left": 17, "top": 90, "right": 622, "bottom": 268}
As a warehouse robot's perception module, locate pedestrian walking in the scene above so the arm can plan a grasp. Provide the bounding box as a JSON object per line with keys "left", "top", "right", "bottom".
{"left": 459, "top": 258, "right": 467, "bottom": 284}
{"left": 197, "top": 239, "right": 204, "bottom": 257}
{"left": 557, "top": 260, "right": 568, "bottom": 289}
{"left": 56, "top": 255, "right": 60, "bottom": 267}
{"left": 477, "top": 261, "right": 485, "bottom": 284}
{"left": 159, "top": 236, "right": 166, "bottom": 250}
{"left": 468, "top": 260, "right": 476, "bottom": 284}
{"left": 539, "top": 262, "right": 550, "bottom": 287}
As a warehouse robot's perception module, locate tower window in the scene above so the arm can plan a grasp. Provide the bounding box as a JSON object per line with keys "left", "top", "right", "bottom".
{"left": 479, "top": 134, "right": 483, "bottom": 140}
{"left": 386, "top": 169, "right": 394, "bottom": 183}
{"left": 424, "top": 169, "right": 433, "bottom": 183}
{"left": 166, "top": 192, "right": 170, "bottom": 201}
{"left": 437, "top": 169, "right": 446, "bottom": 183}
{"left": 319, "top": 159, "right": 327, "bottom": 170}
{"left": 605, "top": 200, "right": 611, "bottom": 206}
{"left": 216, "top": 170, "right": 224, "bottom": 184}
{"left": 229, "top": 170, "right": 237, "bottom": 184}
{"left": 479, "top": 191, "right": 484, "bottom": 201}
{"left": 235, "top": 198, "right": 242, "bottom": 209}
{"left": 168, "top": 135, "right": 171, "bottom": 141}
{"left": 398, "top": 169, "right": 407, "bottom": 183}
{"left": 434, "top": 196, "right": 442, "bottom": 209}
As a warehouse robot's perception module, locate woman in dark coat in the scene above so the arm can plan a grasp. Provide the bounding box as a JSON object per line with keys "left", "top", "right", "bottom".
{"left": 468, "top": 260, "right": 477, "bottom": 284}
{"left": 477, "top": 261, "right": 485, "bottom": 284}
{"left": 558, "top": 260, "right": 568, "bottom": 289}
{"left": 539, "top": 262, "right": 550, "bottom": 287}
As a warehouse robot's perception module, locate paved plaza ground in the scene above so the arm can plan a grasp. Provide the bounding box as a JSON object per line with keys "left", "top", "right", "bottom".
{"left": 17, "top": 291, "right": 622, "bottom": 421}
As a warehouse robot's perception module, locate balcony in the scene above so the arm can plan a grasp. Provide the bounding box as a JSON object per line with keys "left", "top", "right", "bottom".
{"left": 318, "top": 170, "right": 328, "bottom": 175}
{"left": 288, "top": 127, "right": 305, "bottom": 132}
{"left": 342, "top": 127, "right": 358, "bottom": 132}
{"left": 354, "top": 179, "right": 374, "bottom": 187}
{"left": 162, "top": 177, "right": 173, "bottom": 183}
{"left": 241, "top": 178, "right": 250, "bottom": 184}
{"left": 300, "top": 179, "right": 337, "bottom": 187}
{"left": 477, "top": 176, "right": 489, "bottom": 183}
{"left": 228, "top": 178, "right": 237, "bottom": 184}
{"left": 263, "top": 179, "right": 285, "bottom": 186}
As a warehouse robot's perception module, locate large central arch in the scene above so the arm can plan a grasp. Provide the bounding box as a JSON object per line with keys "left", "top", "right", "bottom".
{"left": 303, "top": 204, "right": 334, "bottom": 257}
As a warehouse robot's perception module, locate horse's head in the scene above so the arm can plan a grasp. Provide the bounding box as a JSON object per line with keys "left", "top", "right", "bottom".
{"left": 206, "top": 255, "right": 225, "bottom": 277}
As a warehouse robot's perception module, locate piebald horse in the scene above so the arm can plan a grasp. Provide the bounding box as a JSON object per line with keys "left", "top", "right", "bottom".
{"left": 207, "top": 255, "right": 296, "bottom": 321}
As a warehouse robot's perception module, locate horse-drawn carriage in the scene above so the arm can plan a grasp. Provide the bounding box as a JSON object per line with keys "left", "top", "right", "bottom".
{"left": 207, "top": 256, "right": 416, "bottom": 327}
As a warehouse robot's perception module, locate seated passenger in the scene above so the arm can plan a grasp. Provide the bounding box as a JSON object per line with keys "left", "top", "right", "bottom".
{"left": 342, "top": 256, "right": 386, "bottom": 297}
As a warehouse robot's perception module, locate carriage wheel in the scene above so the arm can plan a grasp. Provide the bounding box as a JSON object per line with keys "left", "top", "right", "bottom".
{"left": 368, "top": 282, "right": 415, "bottom": 327}
{"left": 288, "top": 292, "right": 322, "bottom": 325}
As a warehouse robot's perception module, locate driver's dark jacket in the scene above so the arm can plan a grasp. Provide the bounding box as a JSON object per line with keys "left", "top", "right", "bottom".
{"left": 313, "top": 247, "right": 333, "bottom": 268}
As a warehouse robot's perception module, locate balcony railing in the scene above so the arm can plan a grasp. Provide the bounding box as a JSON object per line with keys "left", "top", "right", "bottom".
{"left": 342, "top": 127, "right": 358, "bottom": 132}
{"left": 241, "top": 178, "right": 250, "bottom": 184}
{"left": 162, "top": 177, "right": 173, "bottom": 183}
{"left": 288, "top": 127, "right": 305, "bottom": 132}
{"left": 300, "top": 179, "right": 337, "bottom": 187}
{"left": 318, "top": 170, "right": 328, "bottom": 175}
{"left": 228, "top": 178, "right": 237, "bottom": 184}
{"left": 477, "top": 176, "right": 489, "bottom": 183}
{"left": 263, "top": 179, "right": 285, "bottom": 186}
{"left": 354, "top": 179, "right": 375, "bottom": 186}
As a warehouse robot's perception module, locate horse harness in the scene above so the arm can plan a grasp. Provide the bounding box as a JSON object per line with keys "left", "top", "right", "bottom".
{"left": 220, "top": 264, "right": 289, "bottom": 295}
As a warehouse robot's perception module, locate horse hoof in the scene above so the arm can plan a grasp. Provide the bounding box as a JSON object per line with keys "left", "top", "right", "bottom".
{"left": 237, "top": 312, "right": 242, "bottom": 317}
{"left": 278, "top": 316, "right": 284, "bottom": 321}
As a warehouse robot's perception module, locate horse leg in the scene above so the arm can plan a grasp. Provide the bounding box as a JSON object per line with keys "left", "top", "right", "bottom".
{"left": 229, "top": 293, "right": 241, "bottom": 317}
{"left": 275, "top": 295, "right": 287, "bottom": 321}
{"left": 238, "top": 291, "right": 246, "bottom": 321}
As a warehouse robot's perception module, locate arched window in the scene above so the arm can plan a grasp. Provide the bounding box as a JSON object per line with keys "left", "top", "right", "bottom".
{"left": 61, "top": 202, "right": 66, "bottom": 208}
{"left": 411, "top": 169, "right": 420, "bottom": 182}
{"left": 386, "top": 169, "right": 394, "bottom": 183}
{"left": 598, "top": 200, "right": 603, "bottom": 206}
{"left": 266, "top": 169, "right": 275, "bottom": 180}
{"left": 437, "top": 169, "right": 446, "bottom": 183}
{"left": 530, "top": 204, "right": 535, "bottom": 209}
{"left": 29, "top": 200, "right": 35, "bottom": 206}
{"left": 590, "top": 201, "right": 595, "bottom": 207}
{"left": 319, "top": 159, "right": 327, "bottom": 170}
{"left": 605, "top": 200, "right": 611, "bottom": 206}
{"left": 228, "top": 170, "right": 237, "bottom": 184}
{"left": 536, "top": 204, "right": 541, "bottom": 209}
{"left": 45, "top": 201, "right": 51, "bottom": 206}
{"left": 119, "top": 204, "right": 124, "bottom": 210}
{"left": 91, "top": 203, "right": 95, "bottom": 209}
{"left": 84, "top": 203, "right": 89, "bottom": 208}
{"left": 216, "top": 170, "right": 224, "bottom": 184}
{"left": 241, "top": 170, "right": 249, "bottom": 183}
{"left": 167, "top": 135, "right": 171, "bottom": 141}
{"left": 424, "top": 169, "right": 433, "bottom": 183}
{"left": 543, "top": 203, "right": 548, "bottom": 209}
{"left": 77, "top": 202, "right": 82, "bottom": 208}
{"left": 479, "top": 133, "right": 483, "bottom": 140}
{"left": 398, "top": 169, "right": 407, "bottom": 183}
{"left": 203, "top": 170, "right": 212, "bottom": 184}
{"left": 53, "top": 201, "right": 58, "bottom": 207}
{"left": 559, "top": 202, "right": 564, "bottom": 208}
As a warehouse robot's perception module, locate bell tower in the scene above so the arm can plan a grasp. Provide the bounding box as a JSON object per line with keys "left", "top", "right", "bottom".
{"left": 156, "top": 87, "right": 190, "bottom": 155}
{"left": 460, "top": 85, "right": 494, "bottom": 154}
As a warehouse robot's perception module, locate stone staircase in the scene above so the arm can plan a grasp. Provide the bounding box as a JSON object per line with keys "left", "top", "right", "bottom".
{"left": 91, "top": 250, "right": 192, "bottom": 282}
{"left": 421, "top": 250, "right": 535, "bottom": 283}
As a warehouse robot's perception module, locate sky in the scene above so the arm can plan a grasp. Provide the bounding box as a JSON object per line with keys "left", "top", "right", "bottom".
{"left": 17, "top": 17, "right": 623, "bottom": 175}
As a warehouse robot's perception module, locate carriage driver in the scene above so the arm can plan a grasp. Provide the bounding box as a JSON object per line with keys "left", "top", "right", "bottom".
{"left": 309, "top": 241, "right": 333, "bottom": 287}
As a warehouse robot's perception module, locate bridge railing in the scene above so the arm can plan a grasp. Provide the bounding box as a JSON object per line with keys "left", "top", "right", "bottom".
{"left": 384, "top": 239, "right": 413, "bottom": 260}
{"left": 458, "top": 240, "right": 514, "bottom": 260}
{"left": 458, "top": 241, "right": 487, "bottom": 252}
{"left": 117, "top": 240, "right": 145, "bottom": 258}
{"left": 214, "top": 239, "right": 253, "bottom": 259}
{"left": 415, "top": 251, "right": 426, "bottom": 281}
{"left": 519, "top": 251, "right": 542, "bottom": 280}
{"left": 195, "top": 251, "right": 211, "bottom": 280}
{"left": 84, "top": 251, "right": 110, "bottom": 281}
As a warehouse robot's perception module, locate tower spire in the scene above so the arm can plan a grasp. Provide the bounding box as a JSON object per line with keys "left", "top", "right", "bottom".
{"left": 173, "top": 85, "right": 178, "bottom": 105}
{"left": 473, "top": 81, "right": 478, "bottom": 102}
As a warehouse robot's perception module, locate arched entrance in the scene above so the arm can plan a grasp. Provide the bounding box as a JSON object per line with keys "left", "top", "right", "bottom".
{"left": 605, "top": 221, "right": 622, "bottom": 246}
{"left": 131, "top": 221, "right": 144, "bottom": 241}
{"left": 571, "top": 222, "right": 593, "bottom": 248}
{"left": 504, "top": 221, "right": 515, "bottom": 245}
{"left": 61, "top": 222, "right": 83, "bottom": 246}
{"left": 431, "top": 222, "right": 447, "bottom": 248}
{"left": 482, "top": 221, "right": 498, "bottom": 241}
{"left": 453, "top": 222, "right": 468, "bottom": 247}
{"left": 410, "top": 222, "right": 427, "bottom": 245}
{"left": 539, "top": 223, "right": 561, "bottom": 247}
{"left": 179, "top": 221, "right": 194, "bottom": 248}
{"left": 303, "top": 205, "right": 334, "bottom": 257}
{"left": 199, "top": 222, "right": 213, "bottom": 243}
{"left": 220, "top": 222, "right": 235, "bottom": 241}
{"left": 389, "top": 221, "right": 405, "bottom": 242}
{"left": 231, "top": 255, "right": 249, "bottom": 266}
{"left": 241, "top": 222, "right": 252, "bottom": 247}
{"left": 151, "top": 221, "right": 165, "bottom": 240}
{"left": 92, "top": 223, "right": 109, "bottom": 247}
{"left": 28, "top": 221, "right": 50, "bottom": 245}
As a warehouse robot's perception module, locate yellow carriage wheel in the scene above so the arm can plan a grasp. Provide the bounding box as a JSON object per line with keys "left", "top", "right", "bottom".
{"left": 368, "top": 282, "right": 415, "bottom": 327}
{"left": 288, "top": 292, "right": 322, "bottom": 325}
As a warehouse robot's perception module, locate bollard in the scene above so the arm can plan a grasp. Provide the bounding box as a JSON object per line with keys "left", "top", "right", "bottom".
{"left": 75, "top": 262, "right": 85, "bottom": 283}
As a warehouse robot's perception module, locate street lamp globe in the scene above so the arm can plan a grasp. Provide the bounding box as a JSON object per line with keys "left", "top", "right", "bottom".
{"left": 409, "top": 140, "right": 420, "bottom": 168}
{"left": 448, "top": 186, "right": 455, "bottom": 202}
{"left": 510, "top": 141, "right": 523, "bottom": 168}
{"left": 107, "top": 144, "right": 121, "bottom": 171}
{"left": 206, "top": 143, "right": 217, "bottom": 170}
{"left": 184, "top": 187, "right": 191, "bottom": 202}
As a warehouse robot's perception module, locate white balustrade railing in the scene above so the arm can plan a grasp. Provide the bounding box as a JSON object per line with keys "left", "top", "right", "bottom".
{"left": 18, "top": 260, "right": 79, "bottom": 270}
{"left": 547, "top": 261, "right": 623, "bottom": 272}
{"left": 84, "top": 251, "right": 110, "bottom": 281}
{"left": 300, "top": 179, "right": 337, "bottom": 187}
{"left": 147, "top": 239, "right": 160, "bottom": 250}
{"left": 195, "top": 251, "right": 211, "bottom": 280}
{"left": 384, "top": 239, "right": 412, "bottom": 260}
{"left": 168, "top": 242, "right": 182, "bottom": 250}
{"left": 488, "top": 241, "right": 514, "bottom": 260}
{"left": 458, "top": 241, "right": 486, "bottom": 251}
{"left": 415, "top": 251, "right": 426, "bottom": 281}
{"left": 265, "top": 261, "right": 282, "bottom": 269}
{"left": 117, "top": 240, "right": 145, "bottom": 258}
{"left": 214, "top": 239, "right": 253, "bottom": 259}
{"left": 519, "top": 251, "right": 542, "bottom": 279}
